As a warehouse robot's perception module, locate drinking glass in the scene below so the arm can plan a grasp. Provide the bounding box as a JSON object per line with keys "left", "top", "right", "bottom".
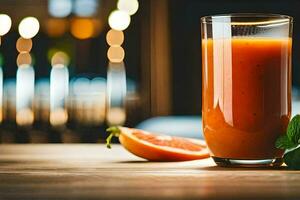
{"left": 201, "top": 14, "right": 293, "bottom": 167}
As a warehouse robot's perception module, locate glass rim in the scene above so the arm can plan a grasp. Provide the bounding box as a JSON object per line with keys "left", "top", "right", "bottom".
{"left": 201, "top": 13, "right": 293, "bottom": 25}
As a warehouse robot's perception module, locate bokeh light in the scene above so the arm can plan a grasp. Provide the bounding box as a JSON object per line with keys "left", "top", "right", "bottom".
{"left": 70, "top": 18, "right": 94, "bottom": 39}
{"left": 73, "top": 0, "right": 98, "bottom": 17}
{"left": 16, "top": 108, "right": 34, "bottom": 126}
{"left": 108, "top": 10, "right": 131, "bottom": 31}
{"left": 17, "top": 52, "right": 32, "bottom": 66}
{"left": 47, "top": 48, "right": 59, "bottom": 62}
{"left": 16, "top": 37, "right": 32, "bottom": 53}
{"left": 106, "top": 29, "right": 124, "bottom": 46}
{"left": 107, "top": 107, "right": 126, "bottom": 125}
{"left": 48, "top": 0, "right": 72, "bottom": 18}
{"left": 107, "top": 62, "right": 127, "bottom": 117}
{"left": 107, "top": 46, "right": 125, "bottom": 63}
{"left": 18, "top": 17, "right": 40, "bottom": 39}
{"left": 50, "top": 65, "right": 69, "bottom": 127}
{"left": 0, "top": 14, "right": 12, "bottom": 36}
{"left": 117, "top": 0, "right": 139, "bottom": 15}
{"left": 52, "top": 64, "right": 66, "bottom": 69}
{"left": 51, "top": 51, "right": 70, "bottom": 66}
{"left": 50, "top": 108, "right": 68, "bottom": 126}
{"left": 72, "top": 77, "right": 90, "bottom": 94}
{"left": 90, "top": 77, "right": 106, "bottom": 92}
{"left": 45, "top": 18, "right": 69, "bottom": 37}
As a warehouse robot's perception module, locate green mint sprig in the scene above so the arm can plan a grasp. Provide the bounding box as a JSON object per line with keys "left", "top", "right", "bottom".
{"left": 275, "top": 115, "right": 300, "bottom": 169}
{"left": 275, "top": 134, "right": 297, "bottom": 149}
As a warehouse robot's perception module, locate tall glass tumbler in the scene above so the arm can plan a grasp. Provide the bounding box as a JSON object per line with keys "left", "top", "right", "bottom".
{"left": 201, "top": 14, "right": 293, "bottom": 167}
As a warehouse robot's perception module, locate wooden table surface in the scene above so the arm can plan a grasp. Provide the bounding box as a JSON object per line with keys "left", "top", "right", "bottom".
{"left": 0, "top": 144, "right": 300, "bottom": 200}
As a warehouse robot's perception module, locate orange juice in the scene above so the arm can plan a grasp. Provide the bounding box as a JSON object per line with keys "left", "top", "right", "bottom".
{"left": 202, "top": 38, "right": 292, "bottom": 159}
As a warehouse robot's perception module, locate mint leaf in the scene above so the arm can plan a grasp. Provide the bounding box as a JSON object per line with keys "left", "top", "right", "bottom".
{"left": 284, "top": 147, "right": 300, "bottom": 170}
{"left": 275, "top": 134, "right": 297, "bottom": 149}
{"left": 275, "top": 115, "right": 300, "bottom": 169}
{"left": 287, "top": 115, "right": 300, "bottom": 144}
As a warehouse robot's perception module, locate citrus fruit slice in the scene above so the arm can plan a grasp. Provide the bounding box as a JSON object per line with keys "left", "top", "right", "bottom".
{"left": 106, "top": 126, "right": 210, "bottom": 161}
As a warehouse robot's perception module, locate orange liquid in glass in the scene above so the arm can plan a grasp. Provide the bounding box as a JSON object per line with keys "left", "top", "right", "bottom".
{"left": 202, "top": 38, "right": 292, "bottom": 159}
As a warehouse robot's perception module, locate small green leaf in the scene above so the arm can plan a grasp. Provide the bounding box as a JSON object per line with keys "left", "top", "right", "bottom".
{"left": 275, "top": 134, "right": 297, "bottom": 149}
{"left": 275, "top": 115, "right": 300, "bottom": 169}
{"left": 287, "top": 115, "right": 300, "bottom": 144}
{"left": 284, "top": 147, "right": 300, "bottom": 170}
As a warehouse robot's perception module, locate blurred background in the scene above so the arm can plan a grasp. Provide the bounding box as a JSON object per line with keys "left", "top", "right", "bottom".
{"left": 0, "top": 0, "right": 299, "bottom": 143}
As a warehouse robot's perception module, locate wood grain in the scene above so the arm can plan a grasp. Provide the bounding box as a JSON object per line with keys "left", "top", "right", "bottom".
{"left": 0, "top": 144, "right": 299, "bottom": 200}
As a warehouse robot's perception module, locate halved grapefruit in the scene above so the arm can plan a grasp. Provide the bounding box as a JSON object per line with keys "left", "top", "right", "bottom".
{"left": 106, "top": 126, "right": 210, "bottom": 161}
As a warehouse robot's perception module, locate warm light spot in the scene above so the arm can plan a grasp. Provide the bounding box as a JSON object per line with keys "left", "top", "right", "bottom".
{"left": 70, "top": 18, "right": 94, "bottom": 39}
{"left": 50, "top": 108, "right": 68, "bottom": 126}
{"left": 106, "top": 29, "right": 124, "bottom": 46}
{"left": 16, "top": 37, "right": 32, "bottom": 53}
{"left": 0, "top": 14, "right": 12, "bottom": 36}
{"left": 106, "top": 107, "right": 126, "bottom": 125}
{"left": 45, "top": 18, "right": 69, "bottom": 37}
{"left": 0, "top": 108, "right": 2, "bottom": 124}
{"left": 18, "top": 17, "right": 40, "bottom": 39}
{"left": 107, "top": 46, "right": 125, "bottom": 63}
{"left": 51, "top": 51, "right": 70, "bottom": 66}
{"left": 53, "top": 64, "right": 66, "bottom": 69}
{"left": 117, "top": 0, "right": 139, "bottom": 15}
{"left": 108, "top": 10, "right": 131, "bottom": 31}
{"left": 17, "top": 52, "right": 32, "bottom": 66}
{"left": 16, "top": 108, "right": 34, "bottom": 126}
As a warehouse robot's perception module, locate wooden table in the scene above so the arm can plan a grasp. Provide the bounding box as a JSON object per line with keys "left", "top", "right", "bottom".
{"left": 0, "top": 144, "right": 299, "bottom": 200}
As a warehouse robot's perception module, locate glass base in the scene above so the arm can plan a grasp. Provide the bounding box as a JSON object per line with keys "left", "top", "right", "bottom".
{"left": 212, "top": 157, "right": 283, "bottom": 168}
